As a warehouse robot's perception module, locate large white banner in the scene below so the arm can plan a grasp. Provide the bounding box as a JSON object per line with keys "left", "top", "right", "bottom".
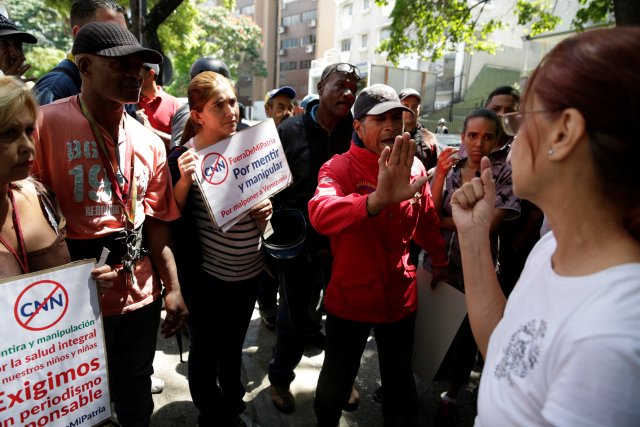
{"left": 195, "top": 119, "right": 292, "bottom": 231}
{"left": 0, "top": 260, "right": 110, "bottom": 427}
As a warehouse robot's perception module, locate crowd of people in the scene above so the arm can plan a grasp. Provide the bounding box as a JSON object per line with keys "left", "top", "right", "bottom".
{"left": 1, "top": 1, "right": 639, "bottom": 426}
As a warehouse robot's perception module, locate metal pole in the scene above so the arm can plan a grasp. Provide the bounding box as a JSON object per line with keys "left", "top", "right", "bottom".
{"left": 275, "top": 0, "right": 280, "bottom": 88}
{"left": 140, "top": 0, "right": 147, "bottom": 46}
{"left": 448, "top": 75, "right": 454, "bottom": 122}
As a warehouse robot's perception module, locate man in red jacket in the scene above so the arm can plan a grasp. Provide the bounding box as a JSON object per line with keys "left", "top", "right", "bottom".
{"left": 309, "top": 84, "right": 448, "bottom": 427}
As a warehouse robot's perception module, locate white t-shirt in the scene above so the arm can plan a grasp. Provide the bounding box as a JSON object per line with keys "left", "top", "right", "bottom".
{"left": 476, "top": 232, "right": 640, "bottom": 427}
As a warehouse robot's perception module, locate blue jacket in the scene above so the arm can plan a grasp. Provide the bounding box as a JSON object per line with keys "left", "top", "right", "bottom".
{"left": 34, "top": 58, "right": 82, "bottom": 105}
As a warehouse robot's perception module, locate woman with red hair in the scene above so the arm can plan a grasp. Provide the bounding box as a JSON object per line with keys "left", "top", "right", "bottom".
{"left": 452, "top": 27, "right": 640, "bottom": 426}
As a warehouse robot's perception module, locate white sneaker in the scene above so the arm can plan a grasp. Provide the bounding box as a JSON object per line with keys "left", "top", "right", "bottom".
{"left": 151, "top": 376, "right": 165, "bottom": 394}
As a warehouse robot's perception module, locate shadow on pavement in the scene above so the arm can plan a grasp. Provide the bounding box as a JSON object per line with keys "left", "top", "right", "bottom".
{"left": 151, "top": 307, "right": 478, "bottom": 426}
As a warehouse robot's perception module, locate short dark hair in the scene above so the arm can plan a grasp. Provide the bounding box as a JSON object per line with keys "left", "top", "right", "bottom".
{"left": 485, "top": 85, "right": 520, "bottom": 108}
{"left": 462, "top": 108, "right": 501, "bottom": 139}
{"left": 71, "top": 0, "right": 124, "bottom": 28}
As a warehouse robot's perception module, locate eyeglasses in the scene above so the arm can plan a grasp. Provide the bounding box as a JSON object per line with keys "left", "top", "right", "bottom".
{"left": 322, "top": 63, "right": 361, "bottom": 82}
{"left": 500, "top": 110, "right": 551, "bottom": 136}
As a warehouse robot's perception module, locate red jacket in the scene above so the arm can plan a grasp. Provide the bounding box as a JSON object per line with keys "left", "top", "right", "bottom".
{"left": 309, "top": 143, "right": 447, "bottom": 323}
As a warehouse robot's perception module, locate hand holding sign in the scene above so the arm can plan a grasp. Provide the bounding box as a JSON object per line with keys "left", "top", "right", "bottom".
{"left": 90, "top": 265, "right": 117, "bottom": 296}
{"left": 250, "top": 198, "right": 273, "bottom": 232}
{"left": 177, "top": 148, "right": 199, "bottom": 183}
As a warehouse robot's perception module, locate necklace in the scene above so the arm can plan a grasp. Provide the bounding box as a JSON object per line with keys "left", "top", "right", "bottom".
{"left": 0, "top": 188, "right": 30, "bottom": 273}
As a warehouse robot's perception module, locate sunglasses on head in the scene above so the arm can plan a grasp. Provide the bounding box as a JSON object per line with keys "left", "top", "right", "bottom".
{"left": 322, "top": 63, "right": 361, "bottom": 82}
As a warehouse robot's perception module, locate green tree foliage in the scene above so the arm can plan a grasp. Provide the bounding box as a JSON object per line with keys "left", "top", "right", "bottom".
{"left": 165, "top": 5, "right": 267, "bottom": 96}
{"left": 573, "top": 0, "right": 614, "bottom": 29}
{"left": 9, "top": 0, "right": 265, "bottom": 93}
{"left": 7, "top": 0, "right": 70, "bottom": 79}
{"left": 374, "top": 0, "right": 625, "bottom": 63}
{"left": 8, "top": 0, "right": 69, "bottom": 49}
{"left": 376, "top": 0, "right": 504, "bottom": 63}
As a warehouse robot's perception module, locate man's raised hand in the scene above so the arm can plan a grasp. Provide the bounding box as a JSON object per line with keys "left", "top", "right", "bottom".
{"left": 367, "top": 132, "right": 428, "bottom": 213}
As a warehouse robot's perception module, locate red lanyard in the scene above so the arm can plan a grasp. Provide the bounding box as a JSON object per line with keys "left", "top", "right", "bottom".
{"left": 0, "top": 188, "right": 30, "bottom": 274}
{"left": 78, "top": 96, "right": 137, "bottom": 226}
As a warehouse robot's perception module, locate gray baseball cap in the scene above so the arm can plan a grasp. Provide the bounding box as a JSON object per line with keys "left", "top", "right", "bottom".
{"left": 353, "top": 84, "right": 412, "bottom": 120}
{"left": 398, "top": 88, "right": 421, "bottom": 101}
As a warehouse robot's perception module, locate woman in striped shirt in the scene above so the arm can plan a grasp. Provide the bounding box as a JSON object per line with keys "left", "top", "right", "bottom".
{"left": 168, "top": 71, "right": 272, "bottom": 426}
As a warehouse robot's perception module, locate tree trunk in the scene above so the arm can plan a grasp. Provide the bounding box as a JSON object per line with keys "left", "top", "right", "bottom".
{"left": 130, "top": 0, "right": 143, "bottom": 43}
{"left": 136, "top": 0, "right": 183, "bottom": 84}
{"left": 138, "top": 0, "right": 184, "bottom": 55}
{"left": 613, "top": 0, "right": 640, "bottom": 25}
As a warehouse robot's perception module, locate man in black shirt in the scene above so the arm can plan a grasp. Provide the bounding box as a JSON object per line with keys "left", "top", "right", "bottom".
{"left": 268, "top": 63, "right": 360, "bottom": 414}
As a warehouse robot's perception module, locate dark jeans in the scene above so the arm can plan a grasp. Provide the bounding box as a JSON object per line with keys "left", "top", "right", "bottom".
{"left": 104, "top": 297, "right": 161, "bottom": 427}
{"left": 182, "top": 271, "right": 259, "bottom": 426}
{"left": 314, "top": 312, "right": 418, "bottom": 427}
{"left": 257, "top": 269, "right": 278, "bottom": 319}
{"left": 268, "top": 250, "right": 326, "bottom": 387}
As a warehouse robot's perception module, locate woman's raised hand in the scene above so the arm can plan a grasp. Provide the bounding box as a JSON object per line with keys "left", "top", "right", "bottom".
{"left": 435, "top": 146, "right": 459, "bottom": 178}
{"left": 451, "top": 156, "right": 495, "bottom": 238}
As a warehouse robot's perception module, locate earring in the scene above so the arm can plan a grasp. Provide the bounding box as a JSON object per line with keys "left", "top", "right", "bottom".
{"left": 548, "top": 148, "right": 554, "bottom": 156}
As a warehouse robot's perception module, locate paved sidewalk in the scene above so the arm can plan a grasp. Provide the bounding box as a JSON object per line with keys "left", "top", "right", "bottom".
{"left": 149, "top": 307, "right": 478, "bottom": 427}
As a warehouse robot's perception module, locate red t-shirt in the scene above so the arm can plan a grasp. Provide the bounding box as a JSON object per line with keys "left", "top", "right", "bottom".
{"left": 137, "top": 87, "right": 181, "bottom": 134}
{"left": 34, "top": 96, "right": 180, "bottom": 316}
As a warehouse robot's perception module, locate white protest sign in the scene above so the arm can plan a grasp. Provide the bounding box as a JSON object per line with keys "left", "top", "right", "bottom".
{"left": 0, "top": 260, "right": 111, "bottom": 427}
{"left": 195, "top": 119, "right": 292, "bottom": 231}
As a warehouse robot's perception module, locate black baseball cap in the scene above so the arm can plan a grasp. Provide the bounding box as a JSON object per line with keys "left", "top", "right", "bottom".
{"left": 0, "top": 14, "right": 37, "bottom": 44}
{"left": 72, "top": 22, "right": 162, "bottom": 64}
{"left": 353, "top": 84, "right": 412, "bottom": 120}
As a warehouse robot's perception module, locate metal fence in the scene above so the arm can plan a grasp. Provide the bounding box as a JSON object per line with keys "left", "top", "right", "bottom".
{"left": 421, "top": 100, "right": 486, "bottom": 134}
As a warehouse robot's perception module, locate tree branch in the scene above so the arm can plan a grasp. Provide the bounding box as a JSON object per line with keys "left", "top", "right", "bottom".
{"left": 145, "top": 0, "right": 184, "bottom": 28}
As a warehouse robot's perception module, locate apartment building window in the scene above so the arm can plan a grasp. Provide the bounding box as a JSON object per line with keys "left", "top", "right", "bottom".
{"left": 362, "top": 0, "right": 370, "bottom": 10}
{"left": 341, "top": 3, "right": 353, "bottom": 17}
{"left": 361, "top": 34, "right": 368, "bottom": 49}
{"left": 239, "top": 5, "right": 254, "bottom": 16}
{"left": 299, "top": 59, "right": 312, "bottom": 69}
{"left": 341, "top": 38, "right": 351, "bottom": 52}
{"left": 280, "top": 38, "right": 300, "bottom": 49}
{"left": 280, "top": 61, "right": 298, "bottom": 71}
{"left": 301, "top": 35, "right": 316, "bottom": 46}
{"left": 379, "top": 27, "right": 391, "bottom": 42}
{"left": 302, "top": 9, "right": 317, "bottom": 22}
{"left": 282, "top": 14, "right": 300, "bottom": 26}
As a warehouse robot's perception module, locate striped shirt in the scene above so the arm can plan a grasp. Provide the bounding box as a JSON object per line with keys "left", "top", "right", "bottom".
{"left": 190, "top": 182, "right": 264, "bottom": 281}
